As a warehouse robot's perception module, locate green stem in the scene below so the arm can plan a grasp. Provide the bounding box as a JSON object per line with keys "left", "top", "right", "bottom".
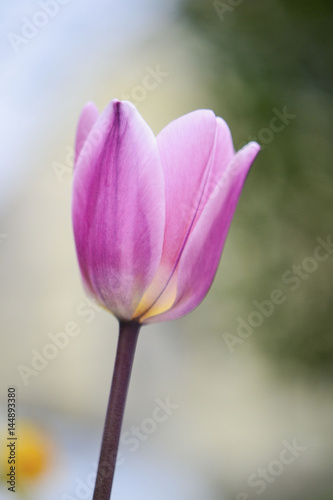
{"left": 92, "top": 320, "right": 141, "bottom": 500}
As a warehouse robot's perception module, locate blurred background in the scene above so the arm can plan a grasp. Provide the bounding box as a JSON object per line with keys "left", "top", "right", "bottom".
{"left": 0, "top": 0, "right": 332, "bottom": 499}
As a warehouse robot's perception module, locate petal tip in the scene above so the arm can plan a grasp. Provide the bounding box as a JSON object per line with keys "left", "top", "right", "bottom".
{"left": 236, "top": 141, "right": 261, "bottom": 164}
{"left": 248, "top": 141, "right": 261, "bottom": 153}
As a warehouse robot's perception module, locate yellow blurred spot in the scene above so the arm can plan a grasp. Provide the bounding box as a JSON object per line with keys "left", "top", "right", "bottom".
{"left": 18, "top": 422, "right": 51, "bottom": 480}
{"left": 1, "top": 421, "right": 52, "bottom": 484}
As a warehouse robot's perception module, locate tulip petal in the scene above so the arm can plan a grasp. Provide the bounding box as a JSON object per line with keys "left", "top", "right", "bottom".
{"left": 142, "top": 141, "right": 260, "bottom": 323}
{"left": 75, "top": 102, "right": 100, "bottom": 163}
{"left": 72, "top": 100, "right": 165, "bottom": 320}
{"left": 157, "top": 110, "right": 220, "bottom": 267}
{"left": 135, "top": 115, "right": 235, "bottom": 322}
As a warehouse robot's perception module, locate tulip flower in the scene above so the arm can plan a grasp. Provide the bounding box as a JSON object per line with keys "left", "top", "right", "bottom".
{"left": 72, "top": 99, "right": 260, "bottom": 500}
{"left": 73, "top": 100, "right": 260, "bottom": 324}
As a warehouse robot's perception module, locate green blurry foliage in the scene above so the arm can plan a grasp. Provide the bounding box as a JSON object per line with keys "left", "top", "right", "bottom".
{"left": 181, "top": 0, "right": 333, "bottom": 375}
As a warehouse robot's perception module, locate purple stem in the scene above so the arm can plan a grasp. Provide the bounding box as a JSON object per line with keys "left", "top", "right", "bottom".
{"left": 92, "top": 320, "right": 141, "bottom": 500}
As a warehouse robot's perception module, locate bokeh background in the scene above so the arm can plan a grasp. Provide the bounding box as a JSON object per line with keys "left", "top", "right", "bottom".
{"left": 0, "top": 1, "right": 332, "bottom": 499}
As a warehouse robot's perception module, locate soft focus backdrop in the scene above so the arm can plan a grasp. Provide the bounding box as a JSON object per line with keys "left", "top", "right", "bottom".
{"left": 0, "top": 1, "right": 332, "bottom": 499}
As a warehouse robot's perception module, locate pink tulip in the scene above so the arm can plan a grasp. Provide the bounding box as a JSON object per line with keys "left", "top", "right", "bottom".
{"left": 72, "top": 99, "right": 261, "bottom": 500}
{"left": 72, "top": 99, "right": 260, "bottom": 325}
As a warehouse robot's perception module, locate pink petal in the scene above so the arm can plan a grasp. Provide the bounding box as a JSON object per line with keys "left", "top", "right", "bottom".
{"left": 75, "top": 102, "right": 100, "bottom": 163}
{"left": 143, "top": 141, "right": 260, "bottom": 323}
{"left": 72, "top": 100, "right": 165, "bottom": 320}
{"left": 157, "top": 110, "right": 220, "bottom": 268}
{"left": 134, "top": 114, "right": 235, "bottom": 321}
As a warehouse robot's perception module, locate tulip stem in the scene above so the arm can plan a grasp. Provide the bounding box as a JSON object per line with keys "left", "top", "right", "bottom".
{"left": 92, "top": 320, "right": 141, "bottom": 500}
